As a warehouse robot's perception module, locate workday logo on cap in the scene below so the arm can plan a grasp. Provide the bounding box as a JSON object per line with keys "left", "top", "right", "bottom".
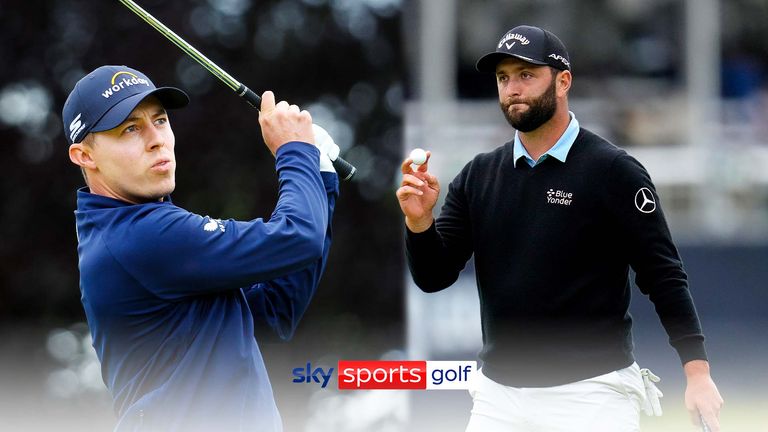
{"left": 101, "top": 70, "right": 152, "bottom": 99}
{"left": 62, "top": 65, "right": 189, "bottom": 145}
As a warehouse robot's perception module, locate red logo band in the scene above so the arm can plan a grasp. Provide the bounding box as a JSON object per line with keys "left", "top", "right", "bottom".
{"left": 337, "top": 360, "right": 427, "bottom": 390}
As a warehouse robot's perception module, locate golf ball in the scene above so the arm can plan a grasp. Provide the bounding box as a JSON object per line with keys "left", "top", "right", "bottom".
{"left": 409, "top": 148, "right": 427, "bottom": 165}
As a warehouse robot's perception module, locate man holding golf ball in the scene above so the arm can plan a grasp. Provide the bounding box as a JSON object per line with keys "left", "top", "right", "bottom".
{"left": 397, "top": 25, "right": 723, "bottom": 432}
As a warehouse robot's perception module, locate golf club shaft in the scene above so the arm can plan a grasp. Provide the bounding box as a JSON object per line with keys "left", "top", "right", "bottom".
{"left": 118, "top": 0, "right": 356, "bottom": 181}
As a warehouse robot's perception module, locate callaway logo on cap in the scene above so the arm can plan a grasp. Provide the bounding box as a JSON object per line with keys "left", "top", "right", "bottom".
{"left": 62, "top": 65, "right": 190, "bottom": 144}
{"left": 476, "top": 25, "right": 571, "bottom": 73}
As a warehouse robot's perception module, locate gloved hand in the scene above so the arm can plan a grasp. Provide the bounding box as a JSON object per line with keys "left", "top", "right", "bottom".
{"left": 311, "top": 124, "right": 340, "bottom": 174}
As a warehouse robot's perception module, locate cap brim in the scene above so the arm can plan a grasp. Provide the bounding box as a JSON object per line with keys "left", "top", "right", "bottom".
{"left": 475, "top": 52, "right": 548, "bottom": 73}
{"left": 91, "top": 87, "right": 190, "bottom": 133}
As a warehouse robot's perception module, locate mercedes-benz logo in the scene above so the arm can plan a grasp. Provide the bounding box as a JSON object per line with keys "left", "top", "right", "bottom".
{"left": 634, "top": 187, "right": 656, "bottom": 214}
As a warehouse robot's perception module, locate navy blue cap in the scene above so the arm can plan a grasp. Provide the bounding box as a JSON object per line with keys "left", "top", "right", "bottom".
{"left": 476, "top": 25, "right": 571, "bottom": 73}
{"left": 62, "top": 65, "right": 189, "bottom": 144}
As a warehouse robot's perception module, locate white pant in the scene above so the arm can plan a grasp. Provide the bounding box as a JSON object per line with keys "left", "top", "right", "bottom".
{"left": 465, "top": 363, "right": 647, "bottom": 432}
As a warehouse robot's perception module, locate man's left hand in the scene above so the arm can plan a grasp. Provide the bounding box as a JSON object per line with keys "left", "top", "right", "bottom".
{"left": 684, "top": 360, "right": 724, "bottom": 431}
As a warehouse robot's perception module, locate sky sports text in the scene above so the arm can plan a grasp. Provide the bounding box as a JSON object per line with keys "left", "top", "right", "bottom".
{"left": 292, "top": 360, "right": 477, "bottom": 390}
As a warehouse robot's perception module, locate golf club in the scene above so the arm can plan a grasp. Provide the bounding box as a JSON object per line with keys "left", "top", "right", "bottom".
{"left": 118, "top": 0, "right": 357, "bottom": 181}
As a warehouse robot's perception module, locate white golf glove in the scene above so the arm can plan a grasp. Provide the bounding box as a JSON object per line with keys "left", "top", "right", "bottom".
{"left": 311, "top": 124, "right": 340, "bottom": 174}
{"left": 640, "top": 368, "right": 664, "bottom": 416}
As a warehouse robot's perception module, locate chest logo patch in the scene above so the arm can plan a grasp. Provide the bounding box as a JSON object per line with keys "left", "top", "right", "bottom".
{"left": 546, "top": 189, "right": 573, "bottom": 206}
{"left": 634, "top": 187, "right": 656, "bottom": 214}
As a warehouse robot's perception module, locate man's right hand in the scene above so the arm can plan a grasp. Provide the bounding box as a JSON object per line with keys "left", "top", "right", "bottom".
{"left": 258, "top": 91, "right": 314, "bottom": 156}
{"left": 396, "top": 151, "right": 440, "bottom": 233}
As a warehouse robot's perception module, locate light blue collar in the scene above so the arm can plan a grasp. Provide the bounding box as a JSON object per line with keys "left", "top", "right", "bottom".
{"left": 513, "top": 112, "right": 580, "bottom": 167}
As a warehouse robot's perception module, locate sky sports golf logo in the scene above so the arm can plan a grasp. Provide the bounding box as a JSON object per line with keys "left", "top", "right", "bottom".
{"left": 292, "top": 360, "right": 477, "bottom": 390}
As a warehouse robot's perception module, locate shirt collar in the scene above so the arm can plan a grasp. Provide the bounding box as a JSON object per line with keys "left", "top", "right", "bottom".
{"left": 513, "top": 112, "right": 580, "bottom": 167}
{"left": 76, "top": 187, "right": 172, "bottom": 211}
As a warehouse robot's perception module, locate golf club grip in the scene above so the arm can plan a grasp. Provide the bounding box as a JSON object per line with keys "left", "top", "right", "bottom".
{"left": 238, "top": 84, "right": 261, "bottom": 108}
{"left": 332, "top": 157, "right": 356, "bottom": 182}
{"left": 237, "top": 83, "right": 357, "bottom": 181}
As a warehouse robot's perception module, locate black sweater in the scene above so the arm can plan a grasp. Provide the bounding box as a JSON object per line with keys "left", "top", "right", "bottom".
{"left": 406, "top": 128, "right": 707, "bottom": 387}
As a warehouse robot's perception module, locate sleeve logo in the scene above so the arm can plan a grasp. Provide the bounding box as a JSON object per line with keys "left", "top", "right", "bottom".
{"left": 203, "top": 216, "right": 226, "bottom": 233}
{"left": 634, "top": 187, "right": 656, "bottom": 213}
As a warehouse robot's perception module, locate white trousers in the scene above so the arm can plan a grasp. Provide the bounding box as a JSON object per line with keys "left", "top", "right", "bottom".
{"left": 465, "top": 363, "right": 647, "bottom": 432}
